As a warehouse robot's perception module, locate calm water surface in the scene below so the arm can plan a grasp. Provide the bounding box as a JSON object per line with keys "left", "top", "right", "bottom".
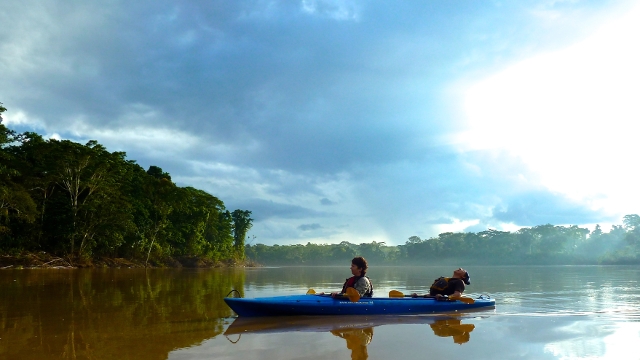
{"left": 1, "top": 266, "right": 639, "bottom": 360}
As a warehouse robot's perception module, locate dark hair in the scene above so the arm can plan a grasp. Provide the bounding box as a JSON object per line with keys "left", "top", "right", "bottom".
{"left": 462, "top": 271, "right": 470, "bottom": 285}
{"left": 352, "top": 256, "right": 368, "bottom": 275}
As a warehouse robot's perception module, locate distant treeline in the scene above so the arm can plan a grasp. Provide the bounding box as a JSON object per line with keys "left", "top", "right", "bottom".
{"left": 246, "top": 216, "right": 640, "bottom": 266}
{"left": 0, "top": 104, "right": 252, "bottom": 265}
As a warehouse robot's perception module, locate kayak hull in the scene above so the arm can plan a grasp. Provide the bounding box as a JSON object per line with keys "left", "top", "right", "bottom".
{"left": 224, "top": 294, "right": 495, "bottom": 317}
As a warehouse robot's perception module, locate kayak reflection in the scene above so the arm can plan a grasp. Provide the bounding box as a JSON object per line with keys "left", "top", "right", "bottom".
{"left": 224, "top": 315, "right": 476, "bottom": 356}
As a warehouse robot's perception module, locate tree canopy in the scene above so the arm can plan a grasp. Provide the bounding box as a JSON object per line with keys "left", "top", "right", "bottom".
{"left": 0, "top": 104, "right": 252, "bottom": 265}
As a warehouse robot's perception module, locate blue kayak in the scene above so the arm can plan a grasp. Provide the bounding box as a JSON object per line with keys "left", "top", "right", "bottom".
{"left": 224, "top": 294, "right": 495, "bottom": 317}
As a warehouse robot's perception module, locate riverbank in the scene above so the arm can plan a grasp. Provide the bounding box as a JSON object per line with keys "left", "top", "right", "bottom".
{"left": 0, "top": 252, "right": 259, "bottom": 269}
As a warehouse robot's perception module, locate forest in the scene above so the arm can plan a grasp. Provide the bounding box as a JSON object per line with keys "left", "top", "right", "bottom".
{"left": 246, "top": 216, "right": 640, "bottom": 266}
{"left": 0, "top": 103, "right": 253, "bottom": 267}
{"left": 2, "top": 102, "right": 639, "bottom": 267}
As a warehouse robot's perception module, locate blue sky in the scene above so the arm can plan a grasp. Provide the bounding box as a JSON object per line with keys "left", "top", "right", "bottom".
{"left": 1, "top": 0, "right": 639, "bottom": 245}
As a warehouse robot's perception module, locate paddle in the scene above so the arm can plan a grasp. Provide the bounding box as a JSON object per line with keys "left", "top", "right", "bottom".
{"left": 307, "top": 288, "right": 361, "bottom": 302}
{"left": 388, "top": 290, "right": 436, "bottom": 298}
{"left": 388, "top": 290, "right": 475, "bottom": 304}
{"left": 345, "top": 287, "right": 361, "bottom": 302}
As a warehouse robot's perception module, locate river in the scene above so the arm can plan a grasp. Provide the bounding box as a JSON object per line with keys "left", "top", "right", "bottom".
{"left": 1, "top": 265, "right": 639, "bottom": 359}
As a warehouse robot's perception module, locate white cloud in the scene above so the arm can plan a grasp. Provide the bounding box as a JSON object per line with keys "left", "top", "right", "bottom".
{"left": 434, "top": 218, "right": 480, "bottom": 234}
{"left": 3, "top": 109, "right": 44, "bottom": 128}
{"left": 3, "top": 104, "right": 208, "bottom": 164}
{"left": 84, "top": 125, "right": 202, "bottom": 157}
{"left": 301, "top": 0, "right": 360, "bottom": 21}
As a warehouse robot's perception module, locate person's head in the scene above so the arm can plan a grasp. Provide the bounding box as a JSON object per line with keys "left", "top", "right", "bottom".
{"left": 453, "top": 268, "right": 470, "bottom": 285}
{"left": 350, "top": 256, "right": 368, "bottom": 276}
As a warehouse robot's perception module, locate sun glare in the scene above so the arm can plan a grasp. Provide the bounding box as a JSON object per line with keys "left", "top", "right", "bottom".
{"left": 462, "top": 5, "right": 640, "bottom": 216}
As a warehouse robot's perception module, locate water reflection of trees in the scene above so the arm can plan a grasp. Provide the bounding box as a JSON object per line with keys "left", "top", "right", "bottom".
{"left": 0, "top": 269, "right": 244, "bottom": 360}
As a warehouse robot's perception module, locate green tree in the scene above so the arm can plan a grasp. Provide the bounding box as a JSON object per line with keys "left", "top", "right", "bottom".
{"left": 147, "top": 165, "right": 172, "bottom": 181}
{"left": 48, "top": 140, "right": 121, "bottom": 258}
{"left": 623, "top": 214, "right": 640, "bottom": 231}
{"left": 79, "top": 153, "right": 138, "bottom": 258}
{"left": 231, "top": 210, "right": 253, "bottom": 260}
{"left": 167, "top": 186, "right": 233, "bottom": 261}
{"left": 0, "top": 113, "right": 38, "bottom": 244}
{"left": 357, "top": 241, "right": 387, "bottom": 263}
{"left": 0, "top": 102, "right": 6, "bottom": 120}
{"left": 329, "top": 242, "right": 356, "bottom": 263}
{"left": 140, "top": 168, "right": 176, "bottom": 265}
{"left": 622, "top": 214, "right": 640, "bottom": 252}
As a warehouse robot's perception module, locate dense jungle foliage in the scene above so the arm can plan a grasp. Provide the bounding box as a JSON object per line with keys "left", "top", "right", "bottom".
{"left": 246, "top": 217, "right": 640, "bottom": 266}
{"left": 0, "top": 103, "right": 253, "bottom": 266}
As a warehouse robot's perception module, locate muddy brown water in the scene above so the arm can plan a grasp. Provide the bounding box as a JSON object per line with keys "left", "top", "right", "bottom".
{"left": 1, "top": 265, "right": 639, "bottom": 359}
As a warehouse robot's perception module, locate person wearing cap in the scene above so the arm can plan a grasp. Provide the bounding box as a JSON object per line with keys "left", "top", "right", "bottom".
{"left": 411, "top": 268, "right": 470, "bottom": 299}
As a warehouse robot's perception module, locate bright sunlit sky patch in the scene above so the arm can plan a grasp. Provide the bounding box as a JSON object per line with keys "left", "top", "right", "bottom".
{"left": 1, "top": 0, "right": 639, "bottom": 245}
{"left": 462, "top": 3, "right": 640, "bottom": 218}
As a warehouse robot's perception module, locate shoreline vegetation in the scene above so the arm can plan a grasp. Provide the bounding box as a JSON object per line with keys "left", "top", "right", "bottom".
{"left": 2, "top": 103, "right": 639, "bottom": 269}
{"left": 0, "top": 103, "right": 254, "bottom": 268}
{"left": 0, "top": 252, "right": 260, "bottom": 269}
{"left": 7, "top": 212, "right": 635, "bottom": 269}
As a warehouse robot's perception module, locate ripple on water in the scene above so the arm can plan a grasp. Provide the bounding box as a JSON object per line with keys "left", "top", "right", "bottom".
{"left": 488, "top": 290, "right": 640, "bottom": 321}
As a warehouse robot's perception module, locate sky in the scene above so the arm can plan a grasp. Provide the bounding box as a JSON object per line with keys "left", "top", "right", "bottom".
{"left": 1, "top": 0, "right": 639, "bottom": 246}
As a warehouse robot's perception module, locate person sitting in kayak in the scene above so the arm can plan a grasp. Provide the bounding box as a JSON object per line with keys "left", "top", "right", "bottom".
{"left": 332, "top": 256, "right": 373, "bottom": 298}
{"left": 411, "top": 268, "right": 470, "bottom": 299}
